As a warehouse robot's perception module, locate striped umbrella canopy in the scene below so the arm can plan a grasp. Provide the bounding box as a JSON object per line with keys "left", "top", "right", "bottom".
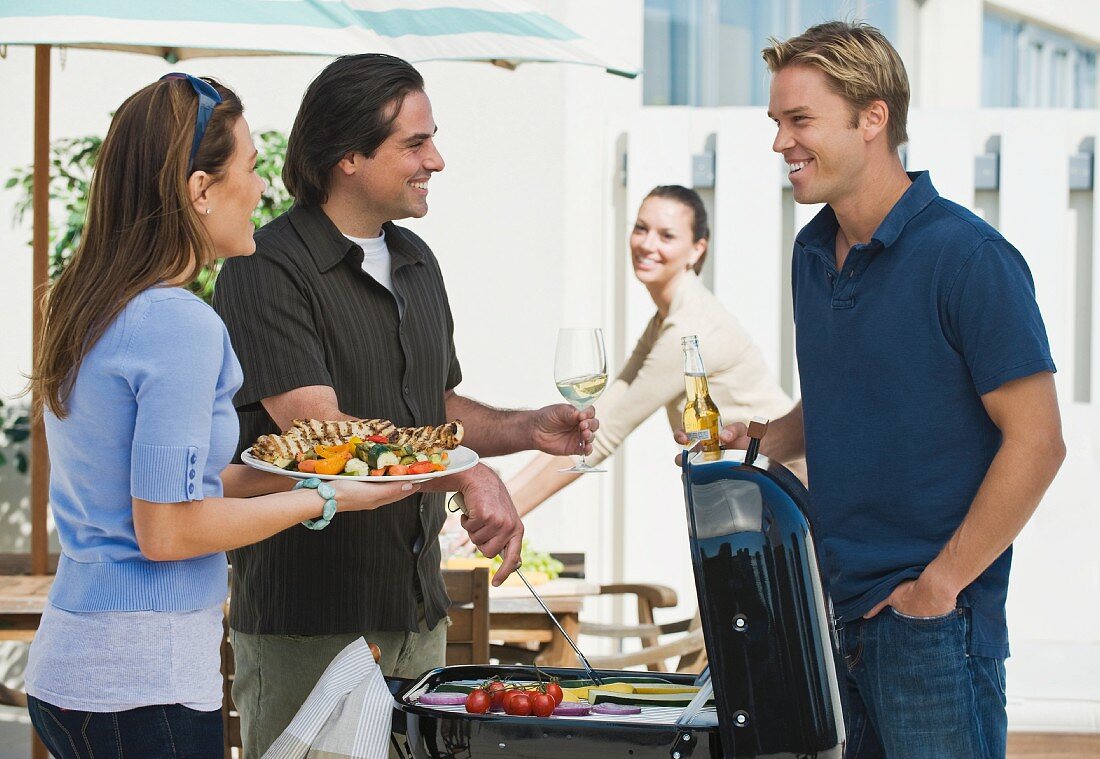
{"left": 1, "top": 1, "right": 637, "bottom": 587}
{"left": 0, "top": 0, "right": 638, "bottom": 76}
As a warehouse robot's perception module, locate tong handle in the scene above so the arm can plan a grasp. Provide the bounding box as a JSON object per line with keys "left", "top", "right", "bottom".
{"left": 743, "top": 416, "right": 769, "bottom": 467}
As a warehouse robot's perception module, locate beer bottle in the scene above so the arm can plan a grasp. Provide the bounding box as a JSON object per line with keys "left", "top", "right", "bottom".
{"left": 681, "top": 335, "right": 722, "bottom": 461}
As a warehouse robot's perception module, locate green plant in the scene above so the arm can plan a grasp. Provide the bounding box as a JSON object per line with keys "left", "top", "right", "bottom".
{"left": 5, "top": 128, "right": 293, "bottom": 302}
{"left": 0, "top": 399, "right": 30, "bottom": 474}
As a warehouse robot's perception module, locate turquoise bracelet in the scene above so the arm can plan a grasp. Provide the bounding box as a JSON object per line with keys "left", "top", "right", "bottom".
{"left": 293, "top": 477, "right": 338, "bottom": 530}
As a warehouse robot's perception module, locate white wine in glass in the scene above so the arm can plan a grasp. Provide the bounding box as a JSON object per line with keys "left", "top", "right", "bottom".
{"left": 554, "top": 328, "right": 607, "bottom": 473}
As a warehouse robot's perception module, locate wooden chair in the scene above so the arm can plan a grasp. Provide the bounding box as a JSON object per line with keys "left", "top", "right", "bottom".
{"left": 583, "top": 584, "right": 707, "bottom": 673}
{"left": 220, "top": 612, "right": 241, "bottom": 759}
{"left": 442, "top": 567, "right": 490, "bottom": 665}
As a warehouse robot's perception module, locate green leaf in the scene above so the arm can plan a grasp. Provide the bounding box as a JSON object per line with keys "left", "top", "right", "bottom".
{"left": 15, "top": 452, "right": 28, "bottom": 475}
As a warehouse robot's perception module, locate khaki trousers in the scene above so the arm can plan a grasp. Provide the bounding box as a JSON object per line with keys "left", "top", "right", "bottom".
{"left": 230, "top": 611, "right": 447, "bottom": 759}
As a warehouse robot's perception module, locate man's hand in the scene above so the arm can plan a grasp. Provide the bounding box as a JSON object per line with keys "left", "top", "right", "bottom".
{"left": 863, "top": 573, "right": 958, "bottom": 619}
{"left": 456, "top": 464, "right": 524, "bottom": 585}
{"left": 531, "top": 404, "right": 599, "bottom": 457}
{"left": 673, "top": 422, "right": 752, "bottom": 464}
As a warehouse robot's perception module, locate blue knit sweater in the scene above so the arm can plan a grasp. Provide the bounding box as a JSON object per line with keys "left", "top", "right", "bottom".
{"left": 44, "top": 287, "right": 242, "bottom": 612}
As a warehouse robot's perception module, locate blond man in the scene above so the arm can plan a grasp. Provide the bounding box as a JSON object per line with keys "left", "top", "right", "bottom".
{"left": 691, "top": 21, "right": 1064, "bottom": 759}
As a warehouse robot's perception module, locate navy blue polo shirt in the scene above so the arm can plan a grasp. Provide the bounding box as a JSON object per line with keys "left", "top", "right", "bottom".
{"left": 793, "top": 171, "right": 1055, "bottom": 658}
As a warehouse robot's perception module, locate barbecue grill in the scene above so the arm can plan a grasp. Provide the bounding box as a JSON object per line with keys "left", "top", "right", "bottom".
{"left": 389, "top": 440, "right": 845, "bottom": 758}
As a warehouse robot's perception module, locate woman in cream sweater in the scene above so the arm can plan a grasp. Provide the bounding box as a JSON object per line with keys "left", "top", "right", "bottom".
{"left": 508, "top": 185, "right": 800, "bottom": 515}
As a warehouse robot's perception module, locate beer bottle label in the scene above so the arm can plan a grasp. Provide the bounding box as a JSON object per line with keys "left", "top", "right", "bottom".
{"left": 686, "top": 429, "right": 712, "bottom": 442}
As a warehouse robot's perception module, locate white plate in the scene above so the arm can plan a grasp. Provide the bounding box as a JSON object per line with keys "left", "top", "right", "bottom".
{"left": 241, "top": 445, "right": 479, "bottom": 483}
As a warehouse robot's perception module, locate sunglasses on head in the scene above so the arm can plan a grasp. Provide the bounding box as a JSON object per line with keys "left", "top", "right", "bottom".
{"left": 159, "top": 73, "right": 223, "bottom": 173}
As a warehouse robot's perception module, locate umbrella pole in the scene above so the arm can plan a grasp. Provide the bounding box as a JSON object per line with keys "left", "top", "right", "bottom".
{"left": 31, "top": 45, "right": 50, "bottom": 577}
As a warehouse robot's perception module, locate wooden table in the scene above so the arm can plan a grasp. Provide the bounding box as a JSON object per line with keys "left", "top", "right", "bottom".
{"left": 0, "top": 574, "right": 52, "bottom": 640}
{"left": 488, "top": 577, "right": 600, "bottom": 668}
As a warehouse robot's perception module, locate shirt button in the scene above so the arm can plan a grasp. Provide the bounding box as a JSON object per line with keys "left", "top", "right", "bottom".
{"left": 190, "top": 453, "right": 197, "bottom": 465}
{"left": 188, "top": 483, "right": 195, "bottom": 495}
{"left": 189, "top": 469, "right": 196, "bottom": 479}
{"left": 404, "top": 386, "right": 411, "bottom": 395}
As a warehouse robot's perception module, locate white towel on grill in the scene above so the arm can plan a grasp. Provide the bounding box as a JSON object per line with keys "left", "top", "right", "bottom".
{"left": 262, "top": 637, "right": 392, "bottom": 759}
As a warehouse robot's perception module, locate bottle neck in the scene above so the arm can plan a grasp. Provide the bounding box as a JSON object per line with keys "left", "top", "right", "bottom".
{"left": 683, "top": 345, "right": 706, "bottom": 375}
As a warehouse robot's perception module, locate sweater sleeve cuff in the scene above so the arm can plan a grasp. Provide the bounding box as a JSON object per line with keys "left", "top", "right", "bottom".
{"left": 132, "top": 443, "right": 205, "bottom": 503}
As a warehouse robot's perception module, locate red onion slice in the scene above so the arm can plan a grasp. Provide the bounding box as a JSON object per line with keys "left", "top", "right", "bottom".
{"left": 417, "top": 692, "right": 471, "bottom": 706}
{"left": 551, "top": 703, "right": 592, "bottom": 717}
{"left": 591, "top": 703, "right": 642, "bottom": 716}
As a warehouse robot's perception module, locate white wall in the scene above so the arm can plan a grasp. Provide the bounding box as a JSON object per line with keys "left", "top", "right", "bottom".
{"left": 989, "top": 0, "right": 1100, "bottom": 44}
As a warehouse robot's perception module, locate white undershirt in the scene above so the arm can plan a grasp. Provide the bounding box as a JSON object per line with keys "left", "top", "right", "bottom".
{"left": 346, "top": 231, "right": 403, "bottom": 316}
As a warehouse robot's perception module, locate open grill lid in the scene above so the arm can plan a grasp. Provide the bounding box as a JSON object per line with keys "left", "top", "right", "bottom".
{"left": 680, "top": 424, "right": 845, "bottom": 758}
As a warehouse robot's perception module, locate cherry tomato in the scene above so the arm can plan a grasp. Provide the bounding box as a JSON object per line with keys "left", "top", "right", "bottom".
{"left": 465, "top": 689, "right": 491, "bottom": 714}
{"left": 531, "top": 692, "right": 555, "bottom": 718}
{"left": 545, "top": 682, "right": 563, "bottom": 706}
{"left": 487, "top": 681, "right": 508, "bottom": 709}
{"left": 297, "top": 459, "right": 317, "bottom": 473}
{"left": 505, "top": 692, "right": 532, "bottom": 716}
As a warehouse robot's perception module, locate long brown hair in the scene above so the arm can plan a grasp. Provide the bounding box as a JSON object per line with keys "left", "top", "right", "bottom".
{"left": 31, "top": 77, "right": 242, "bottom": 418}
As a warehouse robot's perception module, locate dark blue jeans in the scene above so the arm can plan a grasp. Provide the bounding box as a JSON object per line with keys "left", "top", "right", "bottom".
{"left": 839, "top": 607, "right": 1007, "bottom": 759}
{"left": 27, "top": 695, "right": 223, "bottom": 758}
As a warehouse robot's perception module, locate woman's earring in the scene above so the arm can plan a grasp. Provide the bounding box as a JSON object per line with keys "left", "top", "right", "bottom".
{"left": 205, "top": 208, "right": 212, "bottom": 215}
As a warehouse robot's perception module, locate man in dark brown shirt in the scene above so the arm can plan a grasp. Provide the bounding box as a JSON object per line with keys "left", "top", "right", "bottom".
{"left": 213, "top": 54, "right": 598, "bottom": 757}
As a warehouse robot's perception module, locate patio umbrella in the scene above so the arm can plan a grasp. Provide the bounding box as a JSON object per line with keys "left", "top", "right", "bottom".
{"left": 1, "top": 0, "right": 639, "bottom": 577}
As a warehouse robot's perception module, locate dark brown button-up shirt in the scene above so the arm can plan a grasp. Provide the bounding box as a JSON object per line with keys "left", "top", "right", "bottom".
{"left": 213, "top": 203, "right": 461, "bottom": 635}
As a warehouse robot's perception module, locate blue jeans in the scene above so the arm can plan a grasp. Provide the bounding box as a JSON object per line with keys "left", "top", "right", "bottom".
{"left": 27, "top": 695, "right": 223, "bottom": 758}
{"left": 839, "top": 607, "right": 1007, "bottom": 759}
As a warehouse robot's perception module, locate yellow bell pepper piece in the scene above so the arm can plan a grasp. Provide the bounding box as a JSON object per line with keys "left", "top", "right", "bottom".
{"left": 315, "top": 442, "right": 355, "bottom": 459}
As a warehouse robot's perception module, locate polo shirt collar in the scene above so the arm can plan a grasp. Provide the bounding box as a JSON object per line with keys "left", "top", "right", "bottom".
{"left": 288, "top": 203, "right": 426, "bottom": 273}
{"left": 795, "top": 171, "right": 939, "bottom": 257}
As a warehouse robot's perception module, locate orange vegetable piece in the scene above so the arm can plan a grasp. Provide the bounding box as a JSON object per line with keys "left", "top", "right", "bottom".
{"left": 298, "top": 459, "right": 317, "bottom": 473}
{"left": 406, "top": 461, "right": 435, "bottom": 475}
{"left": 313, "top": 456, "right": 349, "bottom": 475}
{"left": 315, "top": 442, "right": 355, "bottom": 459}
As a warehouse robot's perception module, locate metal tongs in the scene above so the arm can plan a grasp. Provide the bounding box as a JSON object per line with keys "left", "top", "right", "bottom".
{"left": 449, "top": 493, "right": 603, "bottom": 685}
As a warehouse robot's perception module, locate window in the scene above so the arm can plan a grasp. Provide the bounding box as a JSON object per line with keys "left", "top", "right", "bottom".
{"left": 644, "top": 0, "right": 898, "bottom": 106}
{"left": 982, "top": 10, "right": 1098, "bottom": 108}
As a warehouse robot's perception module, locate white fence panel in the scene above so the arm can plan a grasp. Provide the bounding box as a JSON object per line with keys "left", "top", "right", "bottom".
{"left": 714, "top": 109, "right": 786, "bottom": 372}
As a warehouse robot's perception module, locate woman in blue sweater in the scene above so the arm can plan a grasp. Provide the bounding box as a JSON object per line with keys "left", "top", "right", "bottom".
{"left": 23, "top": 76, "right": 413, "bottom": 757}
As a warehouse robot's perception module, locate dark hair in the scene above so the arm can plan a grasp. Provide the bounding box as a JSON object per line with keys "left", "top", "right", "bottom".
{"left": 644, "top": 185, "right": 710, "bottom": 274}
{"left": 32, "top": 77, "right": 242, "bottom": 417}
{"left": 283, "top": 54, "right": 425, "bottom": 206}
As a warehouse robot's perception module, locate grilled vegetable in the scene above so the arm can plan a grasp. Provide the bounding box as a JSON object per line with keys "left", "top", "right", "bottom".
{"left": 343, "top": 458, "right": 371, "bottom": 476}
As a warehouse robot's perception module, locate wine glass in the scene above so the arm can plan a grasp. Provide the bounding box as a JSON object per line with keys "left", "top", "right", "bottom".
{"left": 554, "top": 328, "right": 607, "bottom": 473}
